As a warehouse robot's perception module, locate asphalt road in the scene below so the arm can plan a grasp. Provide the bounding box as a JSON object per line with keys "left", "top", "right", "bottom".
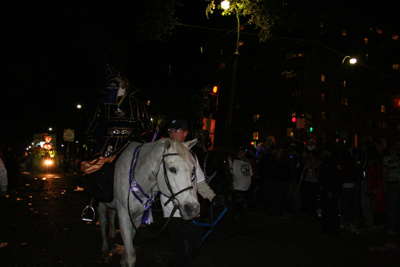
{"left": 1, "top": 172, "right": 400, "bottom": 267}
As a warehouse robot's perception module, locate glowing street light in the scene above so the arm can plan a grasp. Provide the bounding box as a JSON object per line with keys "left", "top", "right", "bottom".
{"left": 221, "top": 0, "right": 230, "bottom": 10}
{"left": 77, "top": 104, "right": 82, "bottom": 109}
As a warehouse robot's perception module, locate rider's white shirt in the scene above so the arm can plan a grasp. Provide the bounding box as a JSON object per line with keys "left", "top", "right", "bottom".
{"left": 161, "top": 156, "right": 204, "bottom": 218}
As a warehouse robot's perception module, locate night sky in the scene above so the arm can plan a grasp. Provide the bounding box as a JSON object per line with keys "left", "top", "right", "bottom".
{"left": 1, "top": 1, "right": 227, "bottom": 150}
{"left": 1, "top": 0, "right": 397, "bottom": 152}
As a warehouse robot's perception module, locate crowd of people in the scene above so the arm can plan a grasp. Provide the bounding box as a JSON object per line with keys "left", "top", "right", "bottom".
{"left": 235, "top": 133, "right": 400, "bottom": 237}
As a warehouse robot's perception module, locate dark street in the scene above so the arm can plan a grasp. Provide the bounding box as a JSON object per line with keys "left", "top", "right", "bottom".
{"left": 1, "top": 172, "right": 400, "bottom": 267}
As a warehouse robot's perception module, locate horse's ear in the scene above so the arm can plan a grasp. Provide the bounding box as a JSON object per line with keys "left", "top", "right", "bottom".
{"left": 164, "top": 138, "right": 172, "bottom": 149}
{"left": 183, "top": 139, "right": 198, "bottom": 150}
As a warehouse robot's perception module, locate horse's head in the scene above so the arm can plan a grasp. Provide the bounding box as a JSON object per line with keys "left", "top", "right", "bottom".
{"left": 157, "top": 138, "right": 200, "bottom": 220}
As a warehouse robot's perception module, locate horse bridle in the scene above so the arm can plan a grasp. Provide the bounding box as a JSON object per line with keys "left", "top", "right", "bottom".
{"left": 128, "top": 149, "right": 195, "bottom": 239}
{"left": 161, "top": 152, "right": 194, "bottom": 206}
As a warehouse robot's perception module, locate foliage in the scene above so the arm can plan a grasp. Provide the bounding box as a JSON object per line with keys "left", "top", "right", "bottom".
{"left": 133, "top": 0, "right": 184, "bottom": 42}
{"left": 205, "top": 0, "right": 345, "bottom": 43}
{"left": 206, "top": 0, "right": 291, "bottom": 42}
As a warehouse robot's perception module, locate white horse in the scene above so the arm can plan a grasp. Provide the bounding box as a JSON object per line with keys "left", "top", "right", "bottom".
{"left": 98, "top": 138, "right": 200, "bottom": 267}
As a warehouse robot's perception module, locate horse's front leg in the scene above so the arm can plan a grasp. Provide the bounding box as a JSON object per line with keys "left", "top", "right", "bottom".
{"left": 118, "top": 207, "right": 138, "bottom": 267}
{"left": 98, "top": 202, "right": 111, "bottom": 262}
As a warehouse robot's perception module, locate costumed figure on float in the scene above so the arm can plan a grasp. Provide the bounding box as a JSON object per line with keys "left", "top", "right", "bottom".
{"left": 80, "top": 64, "right": 153, "bottom": 221}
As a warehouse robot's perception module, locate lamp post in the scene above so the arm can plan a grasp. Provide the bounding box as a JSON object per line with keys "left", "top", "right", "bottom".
{"left": 222, "top": 1, "right": 240, "bottom": 148}
{"left": 337, "top": 55, "right": 357, "bottom": 137}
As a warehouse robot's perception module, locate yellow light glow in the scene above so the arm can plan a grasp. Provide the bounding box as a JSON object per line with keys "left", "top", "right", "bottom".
{"left": 45, "top": 160, "right": 52, "bottom": 165}
{"left": 212, "top": 85, "right": 218, "bottom": 94}
{"left": 221, "top": 0, "right": 230, "bottom": 10}
{"left": 349, "top": 58, "right": 357, "bottom": 64}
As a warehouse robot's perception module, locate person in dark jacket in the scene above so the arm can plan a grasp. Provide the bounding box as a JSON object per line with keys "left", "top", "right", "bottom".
{"left": 318, "top": 140, "right": 342, "bottom": 235}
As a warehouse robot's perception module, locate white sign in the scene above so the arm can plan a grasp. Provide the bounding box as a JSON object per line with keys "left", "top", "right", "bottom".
{"left": 63, "top": 129, "right": 75, "bottom": 142}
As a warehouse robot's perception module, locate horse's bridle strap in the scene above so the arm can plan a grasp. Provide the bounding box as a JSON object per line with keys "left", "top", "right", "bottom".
{"left": 162, "top": 151, "right": 195, "bottom": 206}
{"left": 163, "top": 185, "right": 193, "bottom": 206}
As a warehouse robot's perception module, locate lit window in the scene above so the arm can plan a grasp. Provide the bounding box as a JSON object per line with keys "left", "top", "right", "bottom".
{"left": 343, "top": 80, "right": 347, "bottom": 88}
{"left": 321, "top": 74, "right": 326, "bottom": 82}
{"left": 393, "top": 64, "right": 400, "bottom": 70}
{"left": 321, "top": 93, "right": 326, "bottom": 101}
{"left": 381, "top": 105, "right": 386, "bottom": 113}
{"left": 341, "top": 96, "right": 349, "bottom": 106}
{"left": 376, "top": 28, "right": 382, "bottom": 34}
{"left": 321, "top": 111, "right": 326, "bottom": 120}
{"left": 364, "top": 38, "right": 368, "bottom": 44}
{"left": 286, "top": 52, "right": 294, "bottom": 60}
{"left": 393, "top": 34, "right": 399, "bottom": 40}
{"left": 221, "top": 49, "right": 224, "bottom": 55}
{"left": 285, "top": 71, "right": 297, "bottom": 78}
{"left": 297, "top": 53, "right": 304, "bottom": 57}
{"left": 287, "top": 128, "right": 294, "bottom": 137}
{"left": 253, "top": 114, "right": 260, "bottom": 122}
{"left": 379, "top": 121, "right": 388, "bottom": 129}
{"left": 342, "top": 29, "right": 346, "bottom": 36}
{"left": 366, "top": 54, "right": 369, "bottom": 60}
{"left": 320, "top": 22, "right": 324, "bottom": 28}
{"left": 239, "top": 40, "right": 244, "bottom": 46}
{"left": 291, "top": 110, "right": 297, "bottom": 117}
{"left": 252, "top": 132, "right": 259, "bottom": 140}
{"left": 219, "top": 63, "right": 226, "bottom": 70}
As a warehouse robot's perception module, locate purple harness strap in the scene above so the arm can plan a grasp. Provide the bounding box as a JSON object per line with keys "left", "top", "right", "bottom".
{"left": 129, "top": 145, "right": 159, "bottom": 225}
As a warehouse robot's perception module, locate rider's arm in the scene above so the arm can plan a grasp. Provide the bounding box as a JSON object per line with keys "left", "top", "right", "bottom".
{"left": 194, "top": 158, "right": 216, "bottom": 201}
{"left": 197, "top": 180, "right": 216, "bottom": 201}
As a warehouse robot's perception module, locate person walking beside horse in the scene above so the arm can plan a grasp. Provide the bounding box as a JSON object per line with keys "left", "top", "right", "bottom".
{"left": 162, "top": 119, "right": 221, "bottom": 267}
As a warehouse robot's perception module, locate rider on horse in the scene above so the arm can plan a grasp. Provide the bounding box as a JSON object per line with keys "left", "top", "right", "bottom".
{"left": 81, "top": 64, "right": 153, "bottom": 221}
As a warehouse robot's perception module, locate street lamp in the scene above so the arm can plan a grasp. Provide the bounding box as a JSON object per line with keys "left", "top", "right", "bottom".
{"left": 337, "top": 55, "right": 357, "bottom": 137}
{"left": 222, "top": 1, "right": 241, "bottom": 148}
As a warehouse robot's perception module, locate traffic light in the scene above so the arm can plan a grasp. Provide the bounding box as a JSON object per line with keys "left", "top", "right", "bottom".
{"left": 211, "top": 85, "right": 218, "bottom": 95}
{"left": 209, "top": 84, "right": 219, "bottom": 115}
{"left": 305, "top": 114, "right": 313, "bottom": 132}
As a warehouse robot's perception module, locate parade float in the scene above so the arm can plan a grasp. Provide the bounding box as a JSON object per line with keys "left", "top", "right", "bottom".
{"left": 32, "top": 133, "right": 59, "bottom": 172}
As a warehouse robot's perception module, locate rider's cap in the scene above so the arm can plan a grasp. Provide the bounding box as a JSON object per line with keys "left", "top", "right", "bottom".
{"left": 237, "top": 146, "right": 245, "bottom": 152}
{"left": 168, "top": 119, "right": 189, "bottom": 130}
